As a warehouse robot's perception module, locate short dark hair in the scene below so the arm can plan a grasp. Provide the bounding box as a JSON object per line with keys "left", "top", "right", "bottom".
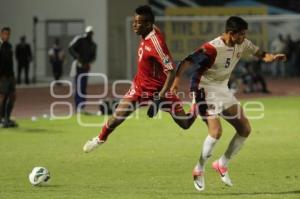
{"left": 1, "top": 27, "right": 11, "bottom": 32}
{"left": 225, "top": 16, "right": 248, "bottom": 33}
{"left": 135, "top": 5, "right": 155, "bottom": 24}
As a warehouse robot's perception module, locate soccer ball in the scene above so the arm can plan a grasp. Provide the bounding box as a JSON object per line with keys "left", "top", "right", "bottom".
{"left": 28, "top": 167, "right": 50, "bottom": 186}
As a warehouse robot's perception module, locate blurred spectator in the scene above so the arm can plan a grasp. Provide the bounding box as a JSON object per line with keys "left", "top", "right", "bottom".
{"left": 69, "top": 26, "right": 97, "bottom": 113}
{"left": 241, "top": 60, "right": 271, "bottom": 93}
{"left": 270, "top": 34, "right": 286, "bottom": 77}
{"left": 48, "top": 38, "right": 65, "bottom": 84}
{"left": 285, "top": 34, "right": 297, "bottom": 76}
{"left": 15, "top": 35, "right": 32, "bottom": 84}
{"left": 295, "top": 39, "right": 300, "bottom": 76}
{"left": 0, "top": 27, "right": 18, "bottom": 128}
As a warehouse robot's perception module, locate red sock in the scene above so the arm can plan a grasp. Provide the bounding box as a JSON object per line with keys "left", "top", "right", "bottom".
{"left": 98, "top": 122, "right": 114, "bottom": 141}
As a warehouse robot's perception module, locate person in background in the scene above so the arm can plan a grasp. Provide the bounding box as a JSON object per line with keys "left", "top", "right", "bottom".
{"left": 285, "top": 34, "right": 297, "bottom": 76}
{"left": 242, "top": 60, "right": 271, "bottom": 93}
{"left": 295, "top": 39, "right": 300, "bottom": 76}
{"left": 15, "top": 35, "right": 32, "bottom": 84}
{"left": 69, "top": 26, "right": 97, "bottom": 113}
{"left": 270, "top": 34, "right": 286, "bottom": 77}
{"left": 48, "top": 38, "right": 65, "bottom": 84}
{"left": 0, "top": 27, "right": 18, "bottom": 128}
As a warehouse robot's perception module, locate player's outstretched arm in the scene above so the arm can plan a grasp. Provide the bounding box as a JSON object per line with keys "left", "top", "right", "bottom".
{"left": 159, "top": 69, "right": 176, "bottom": 98}
{"left": 255, "top": 49, "right": 286, "bottom": 63}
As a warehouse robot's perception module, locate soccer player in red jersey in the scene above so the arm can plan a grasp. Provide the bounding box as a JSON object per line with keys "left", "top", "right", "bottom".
{"left": 171, "top": 16, "right": 286, "bottom": 191}
{"left": 83, "top": 5, "right": 197, "bottom": 152}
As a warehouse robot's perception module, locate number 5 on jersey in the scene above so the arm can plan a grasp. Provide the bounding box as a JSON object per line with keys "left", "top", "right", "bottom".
{"left": 225, "top": 58, "right": 231, "bottom": 68}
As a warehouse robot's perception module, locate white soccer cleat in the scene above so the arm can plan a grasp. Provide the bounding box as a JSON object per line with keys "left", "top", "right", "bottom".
{"left": 83, "top": 137, "right": 104, "bottom": 153}
{"left": 192, "top": 166, "right": 205, "bottom": 191}
{"left": 212, "top": 160, "right": 233, "bottom": 187}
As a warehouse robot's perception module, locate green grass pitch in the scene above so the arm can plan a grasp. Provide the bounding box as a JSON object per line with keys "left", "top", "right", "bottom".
{"left": 0, "top": 96, "right": 299, "bottom": 199}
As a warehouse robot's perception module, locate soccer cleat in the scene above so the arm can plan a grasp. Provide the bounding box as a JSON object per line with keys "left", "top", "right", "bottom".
{"left": 2, "top": 120, "right": 18, "bottom": 128}
{"left": 192, "top": 166, "right": 205, "bottom": 191}
{"left": 83, "top": 137, "right": 104, "bottom": 153}
{"left": 212, "top": 160, "right": 233, "bottom": 187}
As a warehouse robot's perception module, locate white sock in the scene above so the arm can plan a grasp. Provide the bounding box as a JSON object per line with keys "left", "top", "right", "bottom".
{"left": 219, "top": 133, "right": 247, "bottom": 167}
{"left": 218, "top": 155, "right": 230, "bottom": 168}
{"left": 198, "top": 135, "right": 218, "bottom": 171}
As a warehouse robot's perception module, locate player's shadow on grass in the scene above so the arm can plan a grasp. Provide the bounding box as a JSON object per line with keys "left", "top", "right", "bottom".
{"left": 206, "top": 190, "right": 300, "bottom": 196}
{"left": 24, "top": 128, "right": 48, "bottom": 132}
{"left": 22, "top": 128, "right": 62, "bottom": 134}
{"left": 32, "top": 184, "right": 64, "bottom": 189}
{"left": 178, "top": 190, "right": 300, "bottom": 196}
{"left": 0, "top": 128, "right": 49, "bottom": 133}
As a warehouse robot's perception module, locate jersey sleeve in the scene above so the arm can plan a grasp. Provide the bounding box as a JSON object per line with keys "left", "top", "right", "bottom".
{"left": 149, "top": 35, "right": 175, "bottom": 71}
{"left": 186, "top": 43, "right": 217, "bottom": 91}
{"left": 185, "top": 43, "right": 217, "bottom": 68}
{"left": 243, "top": 39, "right": 259, "bottom": 56}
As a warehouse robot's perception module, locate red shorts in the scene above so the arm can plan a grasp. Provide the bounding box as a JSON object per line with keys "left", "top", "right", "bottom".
{"left": 124, "top": 86, "right": 183, "bottom": 113}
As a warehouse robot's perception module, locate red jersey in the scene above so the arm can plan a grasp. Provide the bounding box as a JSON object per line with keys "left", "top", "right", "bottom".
{"left": 133, "top": 27, "right": 175, "bottom": 93}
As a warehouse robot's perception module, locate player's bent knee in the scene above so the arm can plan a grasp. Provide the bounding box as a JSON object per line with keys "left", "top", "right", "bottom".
{"left": 210, "top": 127, "right": 222, "bottom": 139}
{"left": 173, "top": 120, "right": 190, "bottom": 130}
{"left": 239, "top": 125, "right": 251, "bottom": 137}
{"left": 180, "top": 123, "right": 190, "bottom": 130}
{"left": 245, "top": 125, "right": 252, "bottom": 136}
{"left": 215, "top": 132, "right": 222, "bottom": 139}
